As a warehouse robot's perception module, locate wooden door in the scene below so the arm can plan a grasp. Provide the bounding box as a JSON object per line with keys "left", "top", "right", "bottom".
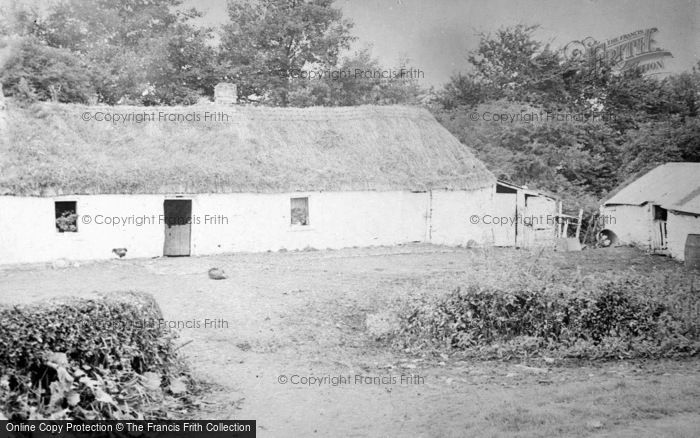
{"left": 163, "top": 200, "right": 191, "bottom": 256}
{"left": 522, "top": 196, "right": 556, "bottom": 247}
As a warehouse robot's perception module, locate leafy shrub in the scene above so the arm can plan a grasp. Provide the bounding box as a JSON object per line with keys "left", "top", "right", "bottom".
{"left": 55, "top": 211, "right": 78, "bottom": 232}
{"left": 394, "top": 278, "right": 700, "bottom": 360}
{"left": 0, "top": 292, "right": 196, "bottom": 420}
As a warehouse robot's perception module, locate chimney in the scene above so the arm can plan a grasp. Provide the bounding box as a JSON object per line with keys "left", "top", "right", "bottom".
{"left": 214, "top": 82, "right": 237, "bottom": 105}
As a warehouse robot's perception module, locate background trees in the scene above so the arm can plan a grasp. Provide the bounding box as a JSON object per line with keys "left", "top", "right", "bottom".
{"left": 434, "top": 25, "right": 700, "bottom": 211}
{"left": 219, "top": 0, "right": 354, "bottom": 105}
{"left": 1, "top": 0, "right": 219, "bottom": 104}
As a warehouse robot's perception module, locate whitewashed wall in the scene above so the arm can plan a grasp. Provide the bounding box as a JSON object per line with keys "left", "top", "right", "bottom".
{"left": 0, "top": 188, "right": 505, "bottom": 265}
{"left": 430, "top": 187, "right": 494, "bottom": 246}
{"left": 667, "top": 211, "right": 700, "bottom": 261}
{"left": 600, "top": 204, "right": 651, "bottom": 248}
{"left": 190, "top": 191, "right": 429, "bottom": 254}
{"left": 0, "top": 195, "right": 166, "bottom": 264}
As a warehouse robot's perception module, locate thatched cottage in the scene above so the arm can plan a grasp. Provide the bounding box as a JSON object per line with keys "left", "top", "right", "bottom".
{"left": 600, "top": 162, "right": 700, "bottom": 261}
{"left": 0, "top": 102, "right": 516, "bottom": 263}
{"left": 1, "top": 99, "right": 543, "bottom": 265}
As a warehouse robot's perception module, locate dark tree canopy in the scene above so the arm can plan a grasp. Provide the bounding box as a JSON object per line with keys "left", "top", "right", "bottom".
{"left": 434, "top": 24, "right": 700, "bottom": 212}
{"left": 219, "top": 0, "right": 355, "bottom": 105}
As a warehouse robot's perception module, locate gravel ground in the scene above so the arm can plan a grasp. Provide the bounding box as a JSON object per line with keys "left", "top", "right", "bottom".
{"left": 1, "top": 245, "right": 699, "bottom": 437}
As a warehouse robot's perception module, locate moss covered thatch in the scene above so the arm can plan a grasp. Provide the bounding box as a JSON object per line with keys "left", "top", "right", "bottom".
{"left": 1, "top": 101, "right": 494, "bottom": 196}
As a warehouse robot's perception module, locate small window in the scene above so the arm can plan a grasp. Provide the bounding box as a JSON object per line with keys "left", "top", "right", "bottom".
{"left": 653, "top": 205, "right": 667, "bottom": 221}
{"left": 55, "top": 201, "right": 78, "bottom": 232}
{"left": 291, "top": 197, "right": 309, "bottom": 226}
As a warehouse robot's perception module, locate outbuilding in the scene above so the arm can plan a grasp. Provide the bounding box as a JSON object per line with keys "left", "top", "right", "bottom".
{"left": 600, "top": 162, "right": 700, "bottom": 260}
{"left": 492, "top": 180, "right": 559, "bottom": 247}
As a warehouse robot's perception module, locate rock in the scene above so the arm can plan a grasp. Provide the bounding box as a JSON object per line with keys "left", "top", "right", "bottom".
{"left": 51, "top": 258, "right": 71, "bottom": 269}
{"left": 66, "top": 391, "right": 81, "bottom": 407}
{"left": 236, "top": 342, "right": 252, "bottom": 352}
{"left": 514, "top": 364, "right": 548, "bottom": 374}
{"left": 168, "top": 377, "right": 188, "bottom": 395}
{"left": 586, "top": 420, "right": 603, "bottom": 429}
{"left": 208, "top": 267, "right": 227, "bottom": 280}
{"left": 141, "top": 372, "right": 162, "bottom": 392}
{"left": 365, "top": 311, "right": 400, "bottom": 339}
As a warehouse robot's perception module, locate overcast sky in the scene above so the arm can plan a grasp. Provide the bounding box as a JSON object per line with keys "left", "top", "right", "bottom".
{"left": 188, "top": 0, "right": 699, "bottom": 87}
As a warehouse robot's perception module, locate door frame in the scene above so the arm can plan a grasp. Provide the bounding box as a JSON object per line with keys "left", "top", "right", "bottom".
{"left": 163, "top": 198, "right": 192, "bottom": 256}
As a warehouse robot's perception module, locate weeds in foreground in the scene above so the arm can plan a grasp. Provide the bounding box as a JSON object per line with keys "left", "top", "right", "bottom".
{"left": 390, "top": 251, "right": 700, "bottom": 360}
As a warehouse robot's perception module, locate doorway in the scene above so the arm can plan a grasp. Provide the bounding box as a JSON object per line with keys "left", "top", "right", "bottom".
{"left": 163, "top": 199, "right": 192, "bottom": 256}
{"left": 652, "top": 205, "right": 668, "bottom": 250}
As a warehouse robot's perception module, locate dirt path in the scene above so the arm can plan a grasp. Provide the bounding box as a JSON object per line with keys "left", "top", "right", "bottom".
{"left": 1, "top": 245, "right": 699, "bottom": 437}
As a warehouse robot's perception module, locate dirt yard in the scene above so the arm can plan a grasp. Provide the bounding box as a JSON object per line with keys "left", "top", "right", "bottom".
{"left": 1, "top": 245, "right": 699, "bottom": 437}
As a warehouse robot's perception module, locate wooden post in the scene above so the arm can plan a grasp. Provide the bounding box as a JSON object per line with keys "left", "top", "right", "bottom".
{"left": 557, "top": 201, "right": 563, "bottom": 238}
{"left": 582, "top": 212, "right": 597, "bottom": 245}
{"left": 575, "top": 209, "right": 584, "bottom": 240}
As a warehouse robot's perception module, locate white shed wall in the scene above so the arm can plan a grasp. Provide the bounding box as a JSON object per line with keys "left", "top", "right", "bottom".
{"left": 600, "top": 204, "right": 651, "bottom": 248}
{"left": 667, "top": 211, "right": 700, "bottom": 261}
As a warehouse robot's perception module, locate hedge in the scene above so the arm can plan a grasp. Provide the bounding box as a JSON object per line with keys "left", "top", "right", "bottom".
{"left": 394, "top": 280, "right": 700, "bottom": 360}
{"left": 0, "top": 292, "right": 174, "bottom": 376}
{"left": 0, "top": 291, "right": 190, "bottom": 420}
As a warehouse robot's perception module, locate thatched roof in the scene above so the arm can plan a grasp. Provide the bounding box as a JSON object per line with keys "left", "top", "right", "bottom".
{"left": 1, "top": 101, "right": 494, "bottom": 196}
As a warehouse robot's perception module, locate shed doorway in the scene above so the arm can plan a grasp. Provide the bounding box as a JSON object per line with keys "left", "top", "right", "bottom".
{"left": 163, "top": 199, "right": 192, "bottom": 256}
{"left": 652, "top": 205, "right": 668, "bottom": 251}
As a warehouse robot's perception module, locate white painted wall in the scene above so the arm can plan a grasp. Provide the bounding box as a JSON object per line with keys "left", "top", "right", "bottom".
{"left": 0, "top": 195, "right": 165, "bottom": 264}
{"left": 190, "top": 191, "right": 429, "bottom": 254}
{"left": 430, "top": 187, "right": 494, "bottom": 246}
{"left": 0, "top": 188, "right": 508, "bottom": 265}
{"left": 600, "top": 204, "right": 651, "bottom": 248}
{"left": 667, "top": 211, "right": 700, "bottom": 261}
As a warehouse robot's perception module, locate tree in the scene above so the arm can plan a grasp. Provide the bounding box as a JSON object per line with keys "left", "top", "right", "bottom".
{"left": 435, "top": 25, "right": 700, "bottom": 213}
{"left": 220, "top": 0, "right": 354, "bottom": 105}
{"left": 466, "top": 25, "right": 567, "bottom": 104}
{"left": 0, "top": 37, "right": 94, "bottom": 103}
{"left": 1, "top": 0, "right": 221, "bottom": 105}
{"left": 436, "top": 73, "right": 487, "bottom": 109}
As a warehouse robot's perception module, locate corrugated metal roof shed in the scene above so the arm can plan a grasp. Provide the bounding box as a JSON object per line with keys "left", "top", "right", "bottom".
{"left": 604, "top": 163, "right": 700, "bottom": 214}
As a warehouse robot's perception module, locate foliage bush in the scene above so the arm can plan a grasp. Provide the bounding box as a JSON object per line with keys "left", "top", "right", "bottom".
{"left": 0, "top": 292, "right": 197, "bottom": 420}
{"left": 394, "top": 277, "right": 700, "bottom": 360}
{"left": 55, "top": 211, "right": 78, "bottom": 232}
